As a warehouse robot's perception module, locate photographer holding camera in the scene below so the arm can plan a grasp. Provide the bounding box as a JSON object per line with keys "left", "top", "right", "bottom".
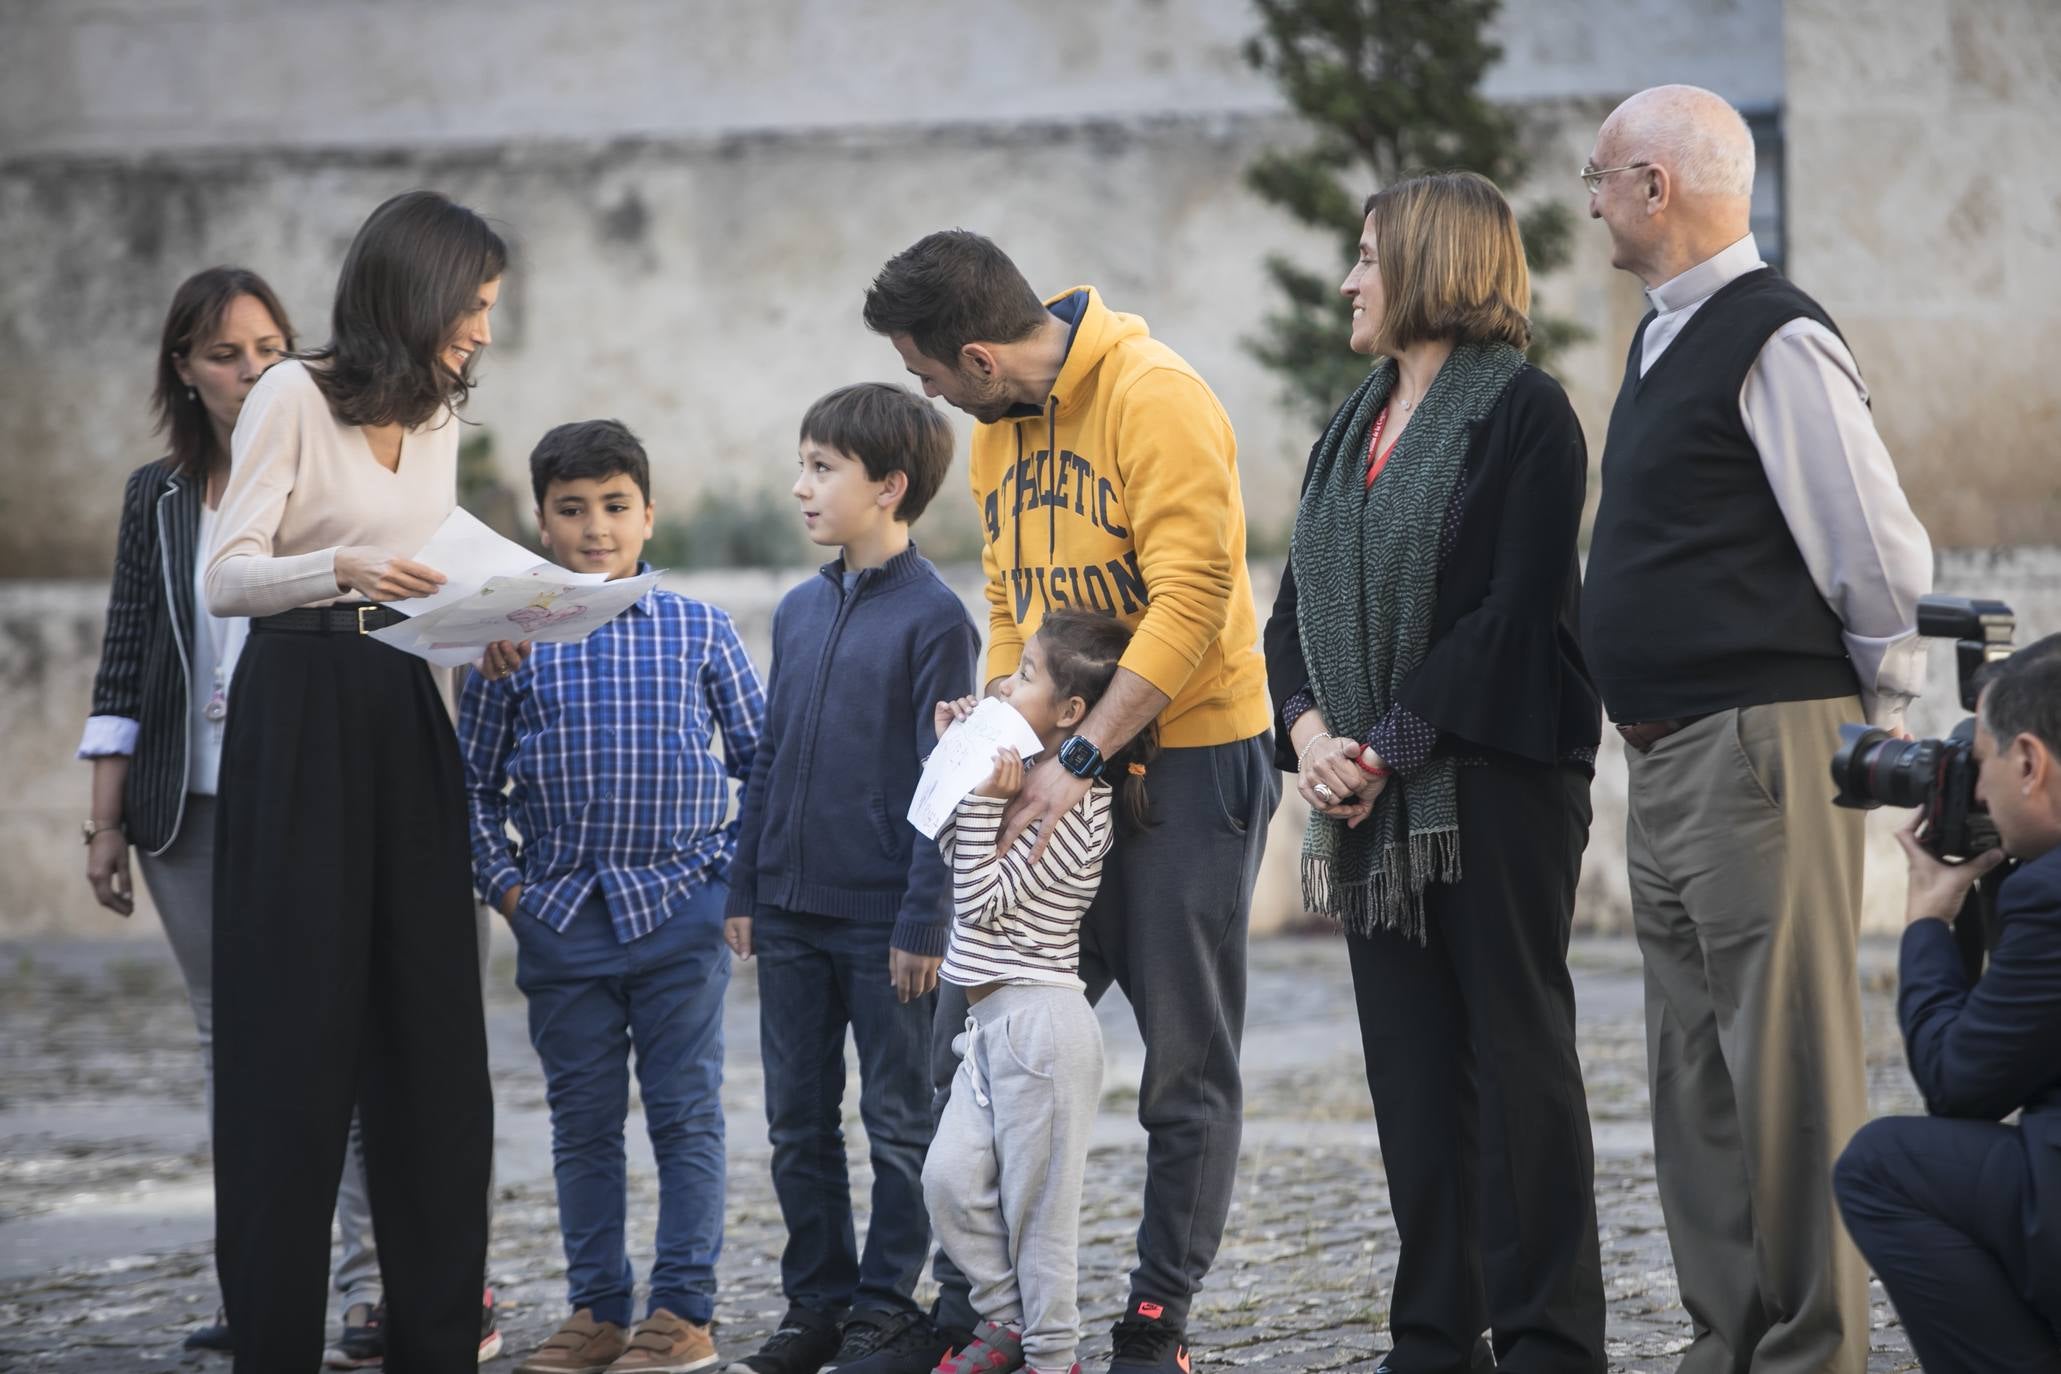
{"left": 1833, "top": 634, "right": 2061, "bottom": 1373}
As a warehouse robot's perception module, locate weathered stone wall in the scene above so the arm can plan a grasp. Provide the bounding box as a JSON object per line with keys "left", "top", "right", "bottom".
{"left": 9, "top": 546, "right": 2058, "bottom": 942}
{"left": 0, "top": 0, "right": 1782, "bottom": 155}
{"left": 1785, "top": 0, "right": 2061, "bottom": 548}
{"left": 0, "top": 0, "right": 1787, "bottom": 577}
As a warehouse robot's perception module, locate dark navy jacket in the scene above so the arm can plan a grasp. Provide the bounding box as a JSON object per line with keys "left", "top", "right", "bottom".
{"left": 725, "top": 545, "right": 980, "bottom": 957}
{"left": 1898, "top": 843, "right": 2061, "bottom": 1320}
{"left": 87, "top": 459, "right": 205, "bottom": 854}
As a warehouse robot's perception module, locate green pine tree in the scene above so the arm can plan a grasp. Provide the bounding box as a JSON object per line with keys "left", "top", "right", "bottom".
{"left": 1243, "top": 0, "right": 1582, "bottom": 428}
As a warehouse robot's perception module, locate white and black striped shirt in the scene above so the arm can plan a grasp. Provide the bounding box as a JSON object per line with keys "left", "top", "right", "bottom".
{"left": 937, "top": 784, "right": 1115, "bottom": 992}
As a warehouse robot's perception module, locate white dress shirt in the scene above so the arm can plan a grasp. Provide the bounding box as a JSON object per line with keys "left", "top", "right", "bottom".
{"left": 185, "top": 502, "right": 248, "bottom": 794}
{"left": 1640, "top": 235, "right": 1934, "bottom": 728}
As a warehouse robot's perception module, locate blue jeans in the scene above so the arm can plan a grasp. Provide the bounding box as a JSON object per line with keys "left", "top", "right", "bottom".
{"left": 512, "top": 884, "right": 730, "bottom": 1327}
{"left": 755, "top": 910, "right": 936, "bottom": 1315}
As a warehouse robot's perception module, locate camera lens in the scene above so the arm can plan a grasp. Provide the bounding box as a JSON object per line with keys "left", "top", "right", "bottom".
{"left": 1831, "top": 724, "right": 1940, "bottom": 809}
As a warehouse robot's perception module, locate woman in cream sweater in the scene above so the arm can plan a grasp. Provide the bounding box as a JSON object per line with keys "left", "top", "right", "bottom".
{"left": 204, "top": 190, "right": 519, "bottom": 1373}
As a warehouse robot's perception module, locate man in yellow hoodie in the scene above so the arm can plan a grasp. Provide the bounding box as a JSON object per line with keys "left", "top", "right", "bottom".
{"left": 865, "top": 231, "right": 1278, "bottom": 1374}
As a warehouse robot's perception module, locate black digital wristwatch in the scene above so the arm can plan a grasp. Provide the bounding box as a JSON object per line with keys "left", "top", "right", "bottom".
{"left": 1056, "top": 736, "right": 1106, "bottom": 780}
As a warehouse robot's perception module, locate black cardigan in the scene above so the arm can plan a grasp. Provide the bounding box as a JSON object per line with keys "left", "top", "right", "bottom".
{"left": 1262, "top": 364, "right": 1601, "bottom": 775}
{"left": 88, "top": 458, "right": 204, "bottom": 854}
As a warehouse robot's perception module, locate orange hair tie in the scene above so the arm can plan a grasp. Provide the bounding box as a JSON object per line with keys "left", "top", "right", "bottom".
{"left": 1127, "top": 762, "right": 1148, "bottom": 777}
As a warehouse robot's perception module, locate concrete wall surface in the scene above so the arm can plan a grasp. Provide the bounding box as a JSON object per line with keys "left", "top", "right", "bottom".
{"left": 0, "top": 107, "right": 1663, "bottom": 578}
{"left": 0, "top": 0, "right": 1793, "bottom": 578}
{"left": 8, "top": 545, "right": 2058, "bottom": 943}
{"left": 0, "top": 0, "right": 1780, "bottom": 156}
{"left": 1785, "top": 0, "right": 2061, "bottom": 548}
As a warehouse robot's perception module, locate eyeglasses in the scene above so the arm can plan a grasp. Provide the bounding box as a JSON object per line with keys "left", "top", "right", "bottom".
{"left": 1580, "top": 161, "right": 1650, "bottom": 192}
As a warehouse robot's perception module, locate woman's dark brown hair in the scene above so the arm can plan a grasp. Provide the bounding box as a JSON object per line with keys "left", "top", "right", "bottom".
{"left": 305, "top": 190, "right": 508, "bottom": 429}
{"left": 153, "top": 266, "right": 296, "bottom": 479}
{"left": 1034, "top": 607, "right": 1160, "bottom": 833}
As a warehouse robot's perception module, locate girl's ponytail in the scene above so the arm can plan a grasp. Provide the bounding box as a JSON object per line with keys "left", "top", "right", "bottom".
{"left": 1034, "top": 608, "right": 1160, "bottom": 833}
{"left": 1103, "top": 721, "right": 1160, "bottom": 834}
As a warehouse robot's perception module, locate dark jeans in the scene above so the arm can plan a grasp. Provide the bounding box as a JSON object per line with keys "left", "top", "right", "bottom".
{"left": 213, "top": 629, "right": 491, "bottom": 1374}
{"left": 1835, "top": 1115, "right": 2061, "bottom": 1373}
{"left": 755, "top": 910, "right": 937, "bottom": 1314}
{"left": 1349, "top": 762, "right": 1605, "bottom": 1374}
{"left": 512, "top": 885, "right": 730, "bottom": 1327}
{"left": 932, "top": 734, "right": 1280, "bottom": 1331}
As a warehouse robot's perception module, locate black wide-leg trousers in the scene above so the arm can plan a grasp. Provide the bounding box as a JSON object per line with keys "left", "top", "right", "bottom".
{"left": 213, "top": 625, "right": 491, "bottom": 1373}
{"left": 1348, "top": 761, "right": 1607, "bottom": 1374}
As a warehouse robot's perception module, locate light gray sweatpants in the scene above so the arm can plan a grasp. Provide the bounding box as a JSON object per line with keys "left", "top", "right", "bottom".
{"left": 924, "top": 984, "right": 1103, "bottom": 1372}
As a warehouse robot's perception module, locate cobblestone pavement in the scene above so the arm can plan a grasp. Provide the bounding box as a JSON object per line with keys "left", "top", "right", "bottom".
{"left": 0, "top": 932, "right": 1922, "bottom": 1372}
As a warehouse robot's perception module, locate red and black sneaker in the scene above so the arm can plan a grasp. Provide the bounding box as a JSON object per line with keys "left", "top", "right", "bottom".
{"left": 1107, "top": 1301, "right": 1189, "bottom": 1374}
{"left": 934, "top": 1321, "right": 1023, "bottom": 1374}
{"left": 480, "top": 1286, "right": 503, "bottom": 1364}
{"left": 326, "top": 1302, "right": 386, "bottom": 1369}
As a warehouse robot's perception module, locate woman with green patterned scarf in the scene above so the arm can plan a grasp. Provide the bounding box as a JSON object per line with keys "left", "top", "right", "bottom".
{"left": 1261, "top": 172, "right": 1608, "bottom": 1374}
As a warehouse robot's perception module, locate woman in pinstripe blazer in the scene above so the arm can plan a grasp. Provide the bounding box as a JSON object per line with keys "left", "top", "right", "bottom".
{"left": 77, "top": 266, "right": 295, "bottom": 1352}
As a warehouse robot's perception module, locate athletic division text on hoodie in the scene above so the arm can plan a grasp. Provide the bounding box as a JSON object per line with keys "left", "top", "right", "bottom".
{"left": 970, "top": 287, "right": 1270, "bottom": 750}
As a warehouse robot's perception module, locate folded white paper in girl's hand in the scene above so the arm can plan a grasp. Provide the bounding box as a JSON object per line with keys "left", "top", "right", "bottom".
{"left": 369, "top": 570, "right": 664, "bottom": 665}
{"left": 907, "top": 698, "right": 1046, "bottom": 839}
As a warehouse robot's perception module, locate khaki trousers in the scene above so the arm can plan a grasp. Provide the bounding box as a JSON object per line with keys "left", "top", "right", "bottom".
{"left": 1625, "top": 697, "right": 1870, "bottom": 1374}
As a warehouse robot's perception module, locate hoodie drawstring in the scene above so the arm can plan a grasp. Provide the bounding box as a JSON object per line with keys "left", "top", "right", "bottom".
{"left": 1010, "top": 426, "right": 1027, "bottom": 622}
{"left": 1045, "top": 394, "right": 1059, "bottom": 563}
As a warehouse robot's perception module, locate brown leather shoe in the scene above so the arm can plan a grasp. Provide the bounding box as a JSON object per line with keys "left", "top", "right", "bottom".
{"left": 517, "top": 1308, "right": 628, "bottom": 1374}
{"left": 607, "top": 1308, "right": 718, "bottom": 1373}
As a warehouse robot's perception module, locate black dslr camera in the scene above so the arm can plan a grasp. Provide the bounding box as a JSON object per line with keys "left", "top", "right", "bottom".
{"left": 1830, "top": 594, "right": 2015, "bottom": 860}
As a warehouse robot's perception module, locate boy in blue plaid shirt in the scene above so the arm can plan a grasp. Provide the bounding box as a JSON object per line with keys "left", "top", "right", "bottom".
{"left": 459, "top": 420, "right": 764, "bottom": 1374}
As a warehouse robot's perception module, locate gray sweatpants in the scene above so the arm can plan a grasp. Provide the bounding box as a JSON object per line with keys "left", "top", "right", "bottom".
{"left": 924, "top": 985, "right": 1104, "bottom": 1372}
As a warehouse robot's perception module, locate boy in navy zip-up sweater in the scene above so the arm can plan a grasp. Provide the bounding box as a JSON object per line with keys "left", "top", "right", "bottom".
{"left": 726, "top": 384, "right": 980, "bottom": 1374}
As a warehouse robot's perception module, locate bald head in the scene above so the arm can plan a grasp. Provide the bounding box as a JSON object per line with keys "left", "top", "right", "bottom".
{"left": 1600, "top": 85, "right": 1755, "bottom": 200}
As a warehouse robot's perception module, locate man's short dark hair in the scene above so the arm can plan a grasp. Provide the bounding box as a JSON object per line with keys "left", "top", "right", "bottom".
{"left": 1979, "top": 632, "right": 2061, "bottom": 759}
{"left": 862, "top": 230, "right": 1049, "bottom": 366}
{"left": 799, "top": 383, "right": 954, "bottom": 526}
{"left": 529, "top": 419, "right": 651, "bottom": 507}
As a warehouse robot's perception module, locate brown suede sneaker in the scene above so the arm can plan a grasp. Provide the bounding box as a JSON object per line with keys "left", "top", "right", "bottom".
{"left": 607, "top": 1308, "right": 718, "bottom": 1373}
{"left": 516, "top": 1308, "right": 629, "bottom": 1374}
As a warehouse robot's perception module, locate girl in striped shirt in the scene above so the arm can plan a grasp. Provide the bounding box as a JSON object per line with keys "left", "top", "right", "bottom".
{"left": 923, "top": 609, "right": 1158, "bottom": 1374}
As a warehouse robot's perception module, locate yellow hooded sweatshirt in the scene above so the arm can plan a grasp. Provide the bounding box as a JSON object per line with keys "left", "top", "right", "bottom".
{"left": 971, "top": 287, "right": 1270, "bottom": 750}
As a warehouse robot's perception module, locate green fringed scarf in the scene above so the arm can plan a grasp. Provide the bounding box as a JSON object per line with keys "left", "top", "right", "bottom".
{"left": 1291, "top": 341, "right": 1527, "bottom": 940}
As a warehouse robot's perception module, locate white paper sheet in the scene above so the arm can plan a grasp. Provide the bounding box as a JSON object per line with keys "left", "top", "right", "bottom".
{"left": 361, "top": 618, "right": 488, "bottom": 669}
{"left": 906, "top": 698, "right": 1047, "bottom": 840}
{"left": 399, "top": 507, "right": 607, "bottom": 618}
{"left": 370, "top": 570, "right": 663, "bottom": 662}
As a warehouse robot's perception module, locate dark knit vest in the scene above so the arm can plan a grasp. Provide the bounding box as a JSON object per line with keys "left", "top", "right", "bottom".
{"left": 1583, "top": 267, "right": 1861, "bottom": 722}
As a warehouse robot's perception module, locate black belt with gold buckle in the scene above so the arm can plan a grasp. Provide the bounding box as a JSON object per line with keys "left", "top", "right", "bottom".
{"left": 251, "top": 604, "right": 407, "bottom": 636}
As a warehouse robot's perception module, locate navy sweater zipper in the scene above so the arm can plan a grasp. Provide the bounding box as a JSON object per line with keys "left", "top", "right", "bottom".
{"left": 782, "top": 565, "right": 867, "bottom": 889}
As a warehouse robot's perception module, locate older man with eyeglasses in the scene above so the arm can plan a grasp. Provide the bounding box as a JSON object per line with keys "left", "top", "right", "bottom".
{"left": 1579, "top": 85, "right": 1933, "bottom": 1374}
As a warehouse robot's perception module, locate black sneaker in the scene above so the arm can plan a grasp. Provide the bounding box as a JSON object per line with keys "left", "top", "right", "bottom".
{"left": 823, "top": 1311, "right": 953, "bottom": 1374}
{"left": 728, "top": 1305, "right": 845, "bottom": 1374}
{"left": 1373, "top": 1333, "right": 1495, "bottom": 1374}
{"left": 326, "top": 1302, "right": 387, "bottom": 1369}
{"left": 183, "top": 1308, "right": 233, "bottom": 1352}
{"left": 1108, "top": 1300, "right": 1187, "bottom": 1374}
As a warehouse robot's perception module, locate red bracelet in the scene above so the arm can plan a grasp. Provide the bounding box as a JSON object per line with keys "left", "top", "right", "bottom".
{"left": 1357, "top": 754, "right": 1390, "bottom": 778}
